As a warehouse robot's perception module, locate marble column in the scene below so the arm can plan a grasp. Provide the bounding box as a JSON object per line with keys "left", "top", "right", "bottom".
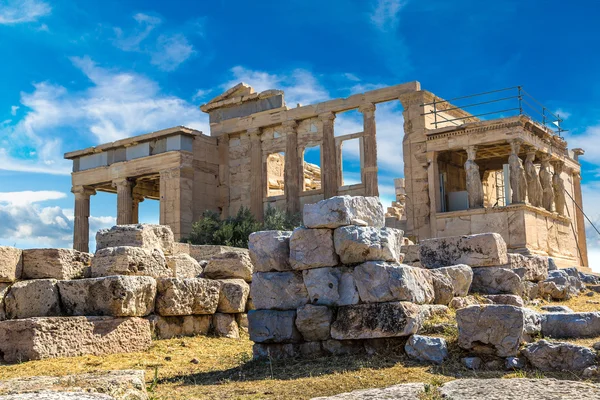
{"left": 551, "top": 160, "right": 566, "bottom": 215}
{"left": 319, "top": 112, "right": 338, "bottom": 198}
{"left": 248, "top": 128, "right": 264, "bottom": 221}
{"left": 464, "top": 145, "right": 484, "bottom": 209}
{"left": 359, "top": 103, "right": 379, "bottom": 196}
{"left": 539, "top": 155, "right": 555, "bottom": 212}
{"left": 132, "top": 194, "right": 144, "bottom": 224}
{"left": 572, "top": 164, "right": 589, "bottom": 267}
{"left": 524, "top": 151, "right": 543, "bottom": 208}
{"left": 72, "top": 186, "right": 95, "bottom": 253}
{"left": 113, "top": 178, "right": 135, "bottom": 225}
{"left": 283, "top": 120, "right": 300, "bottom": 215}
{"left": 509, "top": 139, "right": 527, "bottom": 204}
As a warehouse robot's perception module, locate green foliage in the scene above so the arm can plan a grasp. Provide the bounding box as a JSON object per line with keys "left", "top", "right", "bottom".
{"left": 184, "top": 205, "right": 301, "bottom": 248}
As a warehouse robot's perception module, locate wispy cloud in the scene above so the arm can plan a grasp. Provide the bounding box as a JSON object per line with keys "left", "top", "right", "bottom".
{"left": 0, "top": 190, "right": 65, "bottom": 204}
{"left": 10, "top": 106, "right": 18, "bottom": 116}
{"left": 368, "top": 0, "right": 411, "bottom": 76}
{"left": 0, "top": 0, "right": 51, "bottom": 25}
{"left": 151, "top": 33, "right": 195, "bottom": 71}
{"left": 370, "top": 0, "right": 406, "bottom": 31}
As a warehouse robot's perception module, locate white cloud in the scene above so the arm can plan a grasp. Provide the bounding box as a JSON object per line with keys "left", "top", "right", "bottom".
{"left": 370, "top": 0, "right": 406, "bottom": 31}
{"left": 113, "top": 13, "right": 162, "bottom": 51}
{"left": 192, "top": 88, "right": 211, "bottom": 102}
{"left": 368, "top": 0, "right": 411, "bottom": 75}
{"left": 10, "top": 106, "right": 18, "bottom": 116}
{"left": 0, "top": 0, "right": 51, "bottom": 24}
{"left": 150, "top": 33, "right": 195, "bottom": 71}
{"left": 554, "top": 108, "right": 571, "bottom": 121}
{"left": 0, "top": 190, "right": 66, "bottom": 204}
{"left": 564, "top": 125, "right": 600, "bottom": 165}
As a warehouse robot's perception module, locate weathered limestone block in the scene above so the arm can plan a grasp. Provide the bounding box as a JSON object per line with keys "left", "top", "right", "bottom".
{"left": 5, "top": 279, "right": 61, "bottom": 319}
{"left": 155, "top": 278, "right": 220, "bottom": 316}
{"left": 172, "top": 242, "right": 190, "bottom": 255}
{"left": 251, "top": 272, "right": 308, "bottom": 310}
{"left": 212, "top": 313, "right": 239, "bottom": 338}
{"left": 236, "top": 313, "right": 248, "bottom": 331}
{"left": 400, "top": 244, "right": 419, "bottom": 264}
{"left": 58, "top": 276, "right": 156, "bottom": 317}
{"left": 449, "top": 296, "right": 482, "bottom": 309}
{"left": 0, "top": 317, "right": 152, "bottom": 363}
{"left": 302, "top": 266, "right": 359, "bottom": 306}
{"left": 457, "top": 305, "right": 524, "bottom": 357}
{"left": 303, "top": 196, "right": 384, "bottom": 229}
{"left": 429, "top": 265, "right": 473, "bottom": 297}
{"left": 295, "top": 304, "right": 332, "bottom": 341}
{"left": 330, "top": 302, "right": 422, "bottom": 340}
{"left": 500, "top": 253, "right": 549, "bottom": 282}
{"left": 248, "top": 231, "right": 292, "bottom": 272}
{"left": 522, "top": 281, "right": 539, "bottom": 300}
{"left": 248, "top": 309, "right": 302, "bottom": 343}
{"left": 0, "top": 247, "right": 22, "bottom": 282}
{"left": 471, "top": 267, "right": 523, "bottom": 295}
{"left": 0, "top": 283, "right": 8, "bottom": 320}
{"left": 23, "top": 249, "right": 92, "bottom": 280}
{"left": 430, "top": 272, "right": 453, "bottom": 305}
{"left": 483, "top": 294, "right": 524, "bottom": 307}
{"left": 188, "top": 245, "right": 245, "bottom": 262}
{"left": 354, "top": 262, "right": 434, "bottom": 304}
{"left": 523, "top": 340, "right": 596, "bottom": 371}
{"left": 289, "top": 228, "right": 338, "bottom": 270}
{"left": 96, "top": 224, "right": 174, "bottom": 255}
{"left": 147, "top": 314, "right": 211, "bottom": 339}
{"left": 538, "top": 269, "right": 581, "bottom": 300}
{"left": 311, "top": 383, "right": 426, "bottom": 400}
{"left": 92, "top": 247, "right": 170, "bottom": 279}
{"left": 541, "top": 312, "right": 600, "bottom": 338}
{"left": 204, "top": 250, "right": 253, "bottom": 282}
{"left": 165, "top": 254, "right": 203, "bottom": 278}
{"left": 405, "top": 335, "right": 448, "bottom": 365}
{"left": 217, "top": 279, "right": 249, "bottom": 313}
{"left": 333, "top": 226, "right": 403, "bottom": 264}
{"left": 522, "top": 308, "right": 542, "bottom": 342}
{"left": 419, "top": 233, "right": 508, "bottom": 268}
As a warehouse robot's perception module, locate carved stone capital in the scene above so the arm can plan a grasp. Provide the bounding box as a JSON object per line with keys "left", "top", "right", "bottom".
{"left": 465, "top": 145, "right": 477, "bottom": 161}
{"left": 318, "top": 112, "right": 336, "bottom": 122}
{"left": 72, "top": 186, "right": 96, "bottom": 199}
{"left": 112, "top": 178, "right": 134, "bottom": 189}
{"left": 281, "top": 120, "right": 298, "bottom": 133}
{"left": 359, "top": 103, "right": 376, "bottom": 116}
{"left": 509, "top": 138, "right": 523, "bottom": 154}
{"left": 247, "top": 127, "right": 261, "bottom": 139}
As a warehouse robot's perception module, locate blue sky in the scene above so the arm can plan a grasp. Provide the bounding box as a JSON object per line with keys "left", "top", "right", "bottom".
{"left": 1, "top": 0, "right": 600, "bottom": 266}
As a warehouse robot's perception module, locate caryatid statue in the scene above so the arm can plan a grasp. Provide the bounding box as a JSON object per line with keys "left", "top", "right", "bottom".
{"left": 524, "top": 151, "right": 543, "bottom": 208}
{"left": 552, "top": 160, "right": 566, "bottom": 215}
{"left": 464, "top": 145, "right": 484, "bottom": 208}
{"left": 509, "top": 139, "right": 527, "bottom": 203}
{"left": 539, "top": 154, "right": 555, "bottom": 212}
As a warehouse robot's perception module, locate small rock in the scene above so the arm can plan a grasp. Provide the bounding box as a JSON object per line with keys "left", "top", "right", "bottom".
{"left": 583, "top": 366, "right": 599, "bottom": 378}
{"left": 523, "top": 339, "right": 596, "bottom": 371}
{"left": 404, "top": 335, "right": 448, "bottom": 364}
{"left": 593, "top": 341, "right": 600, "bottom": 351}
{"left": 540, "top": 305, "right": 573, "bottom": 313}
{"left": 462, "top": 356, "right": 482, "bottom": 370}
{"left": 483, "top": 294, "right": 524, "bottom": 307}
{"left": 484, "top": 359, "right": 504, "bottom": 370}
{"left": 505, "top": 356, "right": 526, "bottom": 370}
{"left": 190, "top": 358, "right": 199, "bottom": 364}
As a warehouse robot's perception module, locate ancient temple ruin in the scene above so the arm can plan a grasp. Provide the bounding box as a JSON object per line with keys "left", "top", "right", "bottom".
{"left": 64, "top": 81, "right": 589, "bottom": 269}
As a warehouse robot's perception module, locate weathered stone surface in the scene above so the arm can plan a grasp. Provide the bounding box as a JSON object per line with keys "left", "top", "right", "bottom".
{"left": 165, "top": 254, "right": 203, "bottom": 278}
{"left": 155, "top": 278, "right": 220, "bottom": 316}
{"left": 0, "top": 247, "right": 22, "bottom": 282}
{"left": 250, "top": 272, "right": 308, "bottom": 310}
{"left": 429, "top": 265, "right": 473, "bottom": 297}
{"left": 405, "top": 335, "right": 448, "bottom": 364}
{"left": 483, "top": 294, "right": 524, "bottom": 307}
{"left": 541, "top": 312, "right": 600, "bottom": 338}
{"left": 91, "top": 247, "right": 169, "bottom": 279}
{"left": 449, "top": 295, "right": 482, "bottom": 309}
{"left": 523, "top": 340, "right": 597, "bottom": 371}
{"left": 248, "top": 231, "right": 292, "bottom": 272}
{"left": 522, "top": 308, "right": 542, "bottom": 342}
{"left": 330, "top": 302, "right": 422, "bottom": 340}
{"left": 22, "top": 249, "right": 91, "bottom": 280}
{"left": 236, "top": 313, "right": 248, "bottom": 331}
{"left": 0, "top": 370, "right": 147, "bottom": 400}
{"left": 311, "top": 383, "right": 425, "bottom": 400}
{"left": 58, "top": 276, "right": 156, "bottom": 317}
{"left": 500, "top": 254, "right": 549, "bottom": 282}
{"left": 188, "top": 245, "right": 245, "bottom": 262}
{"left": 522, "top": 281, "right": 539, "bottom": 300}
{"left": 538, "top": 269, "right": 582, "bottom": 300}
{"left": 333, "top": 226, "right": 403, "bottom": 264}
{"left": 217, "top": 279, "right": 249, "bottom": 313}
{"left": 419, "top": 233, "right": 508, "bottom": 268}
{"left": 0, "top": 283, "right": 8, "bottom": 321}
{"left": 457, "top": 305, "right": 524, "bottom": 357}
{"left": 430, "top": 272, "right": 453, "bottom": 305}
{"left": 204, "top": 250, "right": 253, "bottom": 281}
{"left": 462, "top": 357, "right": 482, "bottom": 370}
{"left": 354, "top": 262, "right": 434, "bottom": 304}
{"left": 541, "top": 305, "right": 573, "bottom": 313}
{"left": 322, "top": 339, "right": 364, "bottom": 355}
{"left": 303, "top": 196, "right": 384, "bottom": 229}
{"left": 420, "top": 304, "right": 450, "bottom": 320}
{"left": 5, "top": 279, "right": 61, "bottom": 319}
{"left": 302, "top": 267, "right": 359, "bottom": 306}
{"left": 471, "top": 267, "right": 522, "bottom": 295}
{"left": 147, "top": 314, "right": 211, "bottom": 339}
{"left": 248, "top": 310, "right": 302, "bottom": 343}
{"left": 96, "top": 224, "right": 174, "bottom": 255}
{"left": 295, "top": 304, "right": 332, "bottom": 341}
{"left": 212, "top": 313, "right": 239, "bottom": 338}
{"left": 401, "top": 244, "right": 419, "bottom": 264}
{"left": 0, "top": 317, "right": 152, "bottom": 363}
{"left": 289, "top": 228, "right": 338, "bottom": 270}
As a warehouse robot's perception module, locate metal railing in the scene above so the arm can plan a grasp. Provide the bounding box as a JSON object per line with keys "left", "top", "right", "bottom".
{"left": 421, "top": 86, "right": 567, "bottom": 137}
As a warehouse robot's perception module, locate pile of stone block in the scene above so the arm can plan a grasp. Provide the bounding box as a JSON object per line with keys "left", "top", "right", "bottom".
{"left": 0, "top": 224, "right": 252, "bottom": 363}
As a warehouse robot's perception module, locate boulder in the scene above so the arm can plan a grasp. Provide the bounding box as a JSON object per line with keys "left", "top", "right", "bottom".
{"left": 95, "top": 224, "right": 174, "bottom": 255}
{"left": 22, "top": 249, "right": 91, "bottom": 280}
{"left": 430, "top": 272, "right": 453, "bottom": 305}
{"left": 538, "top": 270, "right": 580, "bottom": 300}
{"left": 250, "top": 272, "right": 308, "bottom": 310}
{"left": 204, "top": 250, "right": 253, "bottom": 282}
{"left": 404, "top": 335, "right": 448, "bottom": 364}
{"left": 483, "top": 294, "right": 524, "bottom": 307}
{"left": 165, "top": 254, "right": 203, "bottom": 278}
{"left": 457, "top": 305, "right": 524, "bottom": 357}
{"left": 0, "top": 247, "right": 22, "bottom": 282}
{"left": 400, "top": 244, "right": 420, "bottom": 264}
{"left": 522, "top": 281, "right": 539, "bottom": 300}
{"left": 295, "top": 304, "right": 333, "bottom": 341}
{"left": 420, "top": 304, "right": 450, "bottom": 320}
{"left": 540, "top": 305, "right": 573, "bottom": 313}
{"left": 248, "top": 309, "right": 302, "bottom": 343}
{"left": 91, "top": 247, "right": 170, "bottom": 278}
{"left": 0, "top": 317, "right": 152, "bottom": 363}
{"left": 330, "top": 301, "right": 422, "bottom": 340}
{"left": 523, "top": 340, "right": 597, "bottom": 371}
{"left": 429, "top": 265, "right": 473, "bottom": 297}
{"left": 354, "top": 262, "right": 435, "bottom": 304}
{"left": 333, "top": 226, "right": 403, "bottom": 264}
{"left": 217, "top": 279, "right": 249, "bottom": 313}
{"left": 580, "top": 271, "right": 600, "bottom": 284}
{"left": 500, "top": 253, "right": 549, "bottom": 282}
{"left": 471, "top": 267, "right": 522, "bottom": 295}
{"left": 289, "top": 228, "right": 338, "bottom": 270}
{"left": 4, "top": 279, "right": 61, "bottom": 319}
{"left": 302, "top": 266, "right": 359, "bottom": 306}
{"left": 147, "top": 314, "right": 211, "bottom": 339}
{"left": 188, "top": 245, "right": 245, "bottom": 262}
{"left": 0, "top": 284, "right": 8, "bottom": 320}
{"left": 522, "top": 308, "right": 542, "bottom": 342}
{"left": 303, "top": 196, "right": 384, "bottom": 229}
{"left": 58, "top": 276, "right": 156, "bottom": 317}
{"left": 248, "top": 231, "right": 292, "bottom": 272}
{"left": 419, "top": 233, "right": 508, "bottom": 268}
{"left": 541, "top": 312, "right": 600, "bottom": 338}
{"left": 311, "top": 383, "right": 425, "bottom": 400}
{"left": 212, "top": 313, "right": 239, "bottom": 338}
{"left": 155, "top": 278, "right": 220, "bottom": 316}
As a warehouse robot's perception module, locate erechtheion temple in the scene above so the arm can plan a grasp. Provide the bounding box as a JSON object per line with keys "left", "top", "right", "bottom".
{"left": 64, "top": 81, "right": 589, "bottom": 269}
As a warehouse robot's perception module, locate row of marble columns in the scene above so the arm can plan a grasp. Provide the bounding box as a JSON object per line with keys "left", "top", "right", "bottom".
{"left": 464, "top": 139, "right": 567, "bottom": 215}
